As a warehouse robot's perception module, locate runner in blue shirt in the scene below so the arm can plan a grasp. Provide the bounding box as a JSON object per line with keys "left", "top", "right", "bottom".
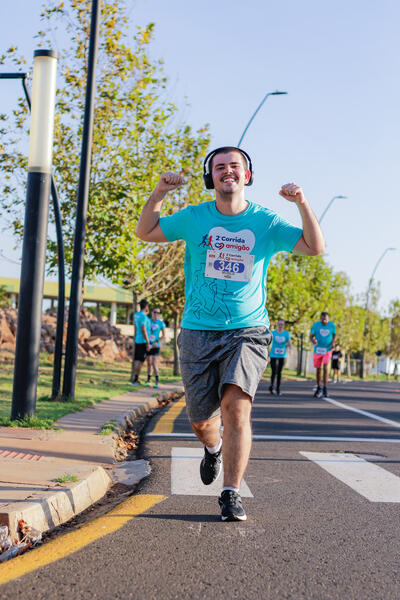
{"left": 132, "top": 299, "right": 150, "bottom": 385}
{"left": 146, "top": 307, "right": 166, "bottom": 389}
{"left": 310, "top": 311, "right": 336, "bottom": 399}
{"left": 269, "top": 318, "right": 292, "bottom": 395}
{"left": 136, "top": 145, "right": 325, "bottom": 521}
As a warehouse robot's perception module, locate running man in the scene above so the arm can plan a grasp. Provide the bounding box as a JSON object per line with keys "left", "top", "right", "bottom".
{"left": 146, "top": 308, "right": 166, "bottom": 388}
{"left": 269, "top": 318, "right": 292, "bottom": 395}
{"left": 331, "top": 344, "right": 343, "bottom": 383}
{"left": 132, "top": 299, "right": 151, "bottom": 386}
{"left": 310, "top": 311, "right": 336, "bottom": 398}
{"left": 136, "top": 146, "right": 324, "bottom": 521}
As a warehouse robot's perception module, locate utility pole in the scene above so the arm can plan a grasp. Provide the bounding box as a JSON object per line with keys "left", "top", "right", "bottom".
{"left": 63, "top": 0, "right": 101, "bottom": 399}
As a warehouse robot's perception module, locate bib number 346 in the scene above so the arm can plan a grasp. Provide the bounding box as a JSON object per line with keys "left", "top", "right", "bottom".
{"left": 205, "top": 250, "right": 254, "bottom": 282}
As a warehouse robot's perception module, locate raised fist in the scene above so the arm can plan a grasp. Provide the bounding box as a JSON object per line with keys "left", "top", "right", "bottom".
{"left": 279, "top": 182, "right": 305, "bottom": 204}
{"left": 156, "top": 172, "right": 184, "bottom": 194}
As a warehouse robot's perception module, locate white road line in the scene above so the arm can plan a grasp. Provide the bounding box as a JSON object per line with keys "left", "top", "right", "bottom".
{"left": 147, "top": 432, "right": 400, "bottom": 443}
{"left": 323, "top": 397, "right": 400, "bottom": 428}
{"left": 171, "top": 447, "right": 253, "bottom": 497}
{"left": 300, "top": 451, "right": 400, "bottom": 502}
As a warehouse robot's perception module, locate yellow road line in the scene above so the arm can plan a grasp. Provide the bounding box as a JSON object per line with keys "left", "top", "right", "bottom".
{"left": 0, "top": 494, "right": 165, "bottom": 586}
{"left": 152, "top": 396, "right": 186, "bottom": 434}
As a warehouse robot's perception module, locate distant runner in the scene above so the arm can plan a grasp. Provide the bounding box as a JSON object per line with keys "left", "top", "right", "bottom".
{"left": 132, "top": 299, "right": 150, "bottom": 386}
{"left": 310, "top": 312, "right": 336, "bottom": 399}
{"left": 146, "top": 307, "right": 166, "bottom": 389}
{"left": 331, "top": 344, "right": 343, "bottom": 383}
{"left": 269, "top": 318, "right": 292, "bottom": 395}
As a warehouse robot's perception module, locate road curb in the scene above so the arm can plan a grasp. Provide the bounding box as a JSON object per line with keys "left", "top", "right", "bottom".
{"left": 0, "top": 466, "right": 111, "bottom": 540}
{"left": 0, "top": 388, "right": 181, "bottom": 540}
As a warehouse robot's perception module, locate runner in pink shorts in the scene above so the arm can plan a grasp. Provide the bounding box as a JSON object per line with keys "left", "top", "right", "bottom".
{"left": 310, "top": 312, "right": 336, "bottom": 398}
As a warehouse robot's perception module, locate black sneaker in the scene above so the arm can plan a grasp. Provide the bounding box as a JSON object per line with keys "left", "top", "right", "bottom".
{"left": 322, "top": 387, "right": 329, "bottom": 398}
{"left": 218, "top": 490, "right": 247, "bottom": 521}
{"left": 200, "top": 447, "right": 222, "bottom": 485}
{"left": 313, "top": 387, "right": 323, "bottom": 398}
{"left": 269, "top": 385, "right": 274, "bottom": 395}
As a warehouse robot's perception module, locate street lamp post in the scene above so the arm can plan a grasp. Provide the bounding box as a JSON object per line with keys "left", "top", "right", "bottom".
{"left": 361, "top": 247, "right": 396, "bottom": 378}
{"left": 11, "top": 50, "right": 58, "bottom": 420}
{"left": 319, "top": 195, "right": 347, "bottom": 223}
{"left": 237, "top": 90, "right": 288, "bottom": 148}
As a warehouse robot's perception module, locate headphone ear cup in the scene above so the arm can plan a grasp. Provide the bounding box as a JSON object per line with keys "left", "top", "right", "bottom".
{"left": 203, "top": 173, "right": 214, "bottom": 189}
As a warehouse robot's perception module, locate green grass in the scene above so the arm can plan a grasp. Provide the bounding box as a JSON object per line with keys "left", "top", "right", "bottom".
{"left": 54, "top": 474, "right": 78, "bottom": 483}
{"left": 0, "top": 353, "right": 181, "bottom": 428}
{"left": 98, "top": 419, "right": 118, "bottom": 435}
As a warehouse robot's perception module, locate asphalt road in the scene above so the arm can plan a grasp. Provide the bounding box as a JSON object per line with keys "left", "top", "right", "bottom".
{"left": 3, "top": 378, "right": 400, "bottom": 599}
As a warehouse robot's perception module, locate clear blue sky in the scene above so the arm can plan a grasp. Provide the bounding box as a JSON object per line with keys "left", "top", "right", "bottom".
{"left": 1, "top": 0, "right": 399, "bottom": 309}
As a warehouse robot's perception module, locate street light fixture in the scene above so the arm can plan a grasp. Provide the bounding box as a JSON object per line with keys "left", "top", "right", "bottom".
{"left": 11, "top": 50, "right": 58, "bottom": 420}
{"left": 319, "top": 195, "right": 347, "bottom": 223}
{"left": 361, "top": 247, "right": 397, "bottom": 378}
{"left": 237, "top": 90, "right": 288, "bottom": 148}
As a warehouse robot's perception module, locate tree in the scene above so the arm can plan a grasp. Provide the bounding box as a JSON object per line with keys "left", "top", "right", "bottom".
{"left": 386, "top": 299, "right": 400, "bottom": 378}
{"left": 0, "top": 0, "right": 210, "bottom": 289}
{"left": 267, "top": 253, "right": 349, "bottom": 336}
{"left": 0, "top": 285, "right": 9, "bottom": 307}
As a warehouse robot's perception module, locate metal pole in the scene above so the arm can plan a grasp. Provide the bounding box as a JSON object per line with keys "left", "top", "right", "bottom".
{"left": 318, "top": 195, "right": 347, "bottom": 223}
{"left": 63, "top": 0, "right": 101, "bottom": 399}
{"left": 237, "top": 90, "right": 287, "bottom": 148}
{"left": 11, "top": 50, "right": 58, "bottom": 420}
{"left": 51, "top": 177, "right": 66, "bottom": 400}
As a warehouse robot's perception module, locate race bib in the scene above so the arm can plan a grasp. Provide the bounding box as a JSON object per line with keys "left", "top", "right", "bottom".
{"left": 315, "top": 346, "right": 328, "bottom": 355}
{"left": 205, "top": 250, "right": 254, "bottom": 282}
{"left": 274, "top": 347, "right": 285, "bottom": 355}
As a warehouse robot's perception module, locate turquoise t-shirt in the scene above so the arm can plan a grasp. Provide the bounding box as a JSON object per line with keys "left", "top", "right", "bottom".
{"left": 311, "top": 320, "right": 336, "bottom": 354}
{"left": 159, "top": 200, "right": 302, "bottom": 330}
{"left": 149, "top": 319, "right": 166, "bottom": 348}
{"left": 134, "top": 311, "right": 150, "bottom": 343}
{"left": 270, "top": 330, "right": 291, "bottom": 358}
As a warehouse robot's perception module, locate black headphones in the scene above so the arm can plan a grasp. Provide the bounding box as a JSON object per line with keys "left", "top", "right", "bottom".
{"left": 203, "top": 146, "right": 254, "bottom": 190}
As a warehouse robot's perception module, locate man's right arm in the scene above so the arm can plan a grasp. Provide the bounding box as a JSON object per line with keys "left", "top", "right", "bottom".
{"left": 136, "top": 172, "right": 184, "bottom": 242}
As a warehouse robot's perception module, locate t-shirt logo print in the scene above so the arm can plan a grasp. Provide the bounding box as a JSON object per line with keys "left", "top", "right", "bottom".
{"left": 207, "top": 227, "right": 255, "bottom": 253}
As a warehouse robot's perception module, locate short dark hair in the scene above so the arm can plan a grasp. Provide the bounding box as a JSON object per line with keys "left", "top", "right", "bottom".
{"left": 278, "top": 318, "right": 285, "bottom": 323}
{"left": 321, "top": 311, "right": 329, "bottom": 318}
{"left": 139, "top": 299, "right": 148, "bottom": 310}
{"left": 209, "top": 147, "right": 248, "bottom": 172}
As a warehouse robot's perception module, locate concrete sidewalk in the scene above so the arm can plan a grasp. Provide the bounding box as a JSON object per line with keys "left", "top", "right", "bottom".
{"left": 0, "top": 382, "right": 183, "bottom": 539}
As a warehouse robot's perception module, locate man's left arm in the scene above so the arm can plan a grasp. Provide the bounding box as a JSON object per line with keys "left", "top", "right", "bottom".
{"left": 279, "top": 183, "right": 325, "bottom": 256}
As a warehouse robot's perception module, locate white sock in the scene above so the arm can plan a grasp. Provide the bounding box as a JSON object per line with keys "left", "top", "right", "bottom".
{"left": 223, "top": 486, "right": 239, "bottom": 493}
{"left": 206, "top": 438, "right": 222, "bottom": 454}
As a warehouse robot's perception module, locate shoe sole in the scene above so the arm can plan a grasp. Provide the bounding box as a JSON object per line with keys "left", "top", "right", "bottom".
{"left": 221, "top": 513, "right": 247, "bottom": 521}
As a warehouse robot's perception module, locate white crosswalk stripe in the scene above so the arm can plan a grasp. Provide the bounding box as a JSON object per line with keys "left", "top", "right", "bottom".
{"left": 171, "top": 447, "right": 253, "bottom": 497}
{"left": 301, "top": 451, "right": 400, "bottom": 502}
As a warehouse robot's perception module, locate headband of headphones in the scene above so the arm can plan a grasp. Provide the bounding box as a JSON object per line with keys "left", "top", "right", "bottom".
{"left": 203, "top": 146, "right": 254, "bottom": 190}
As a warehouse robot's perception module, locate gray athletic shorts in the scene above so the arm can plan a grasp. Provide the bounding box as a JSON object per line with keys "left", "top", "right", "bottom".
{"left": 177, "top": 326, "right": 271, "bottom": 423}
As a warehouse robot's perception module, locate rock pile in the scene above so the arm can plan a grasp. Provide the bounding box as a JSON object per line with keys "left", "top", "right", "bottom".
{"left": 0, "top": 307, "right": 133, "bottom": 361}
